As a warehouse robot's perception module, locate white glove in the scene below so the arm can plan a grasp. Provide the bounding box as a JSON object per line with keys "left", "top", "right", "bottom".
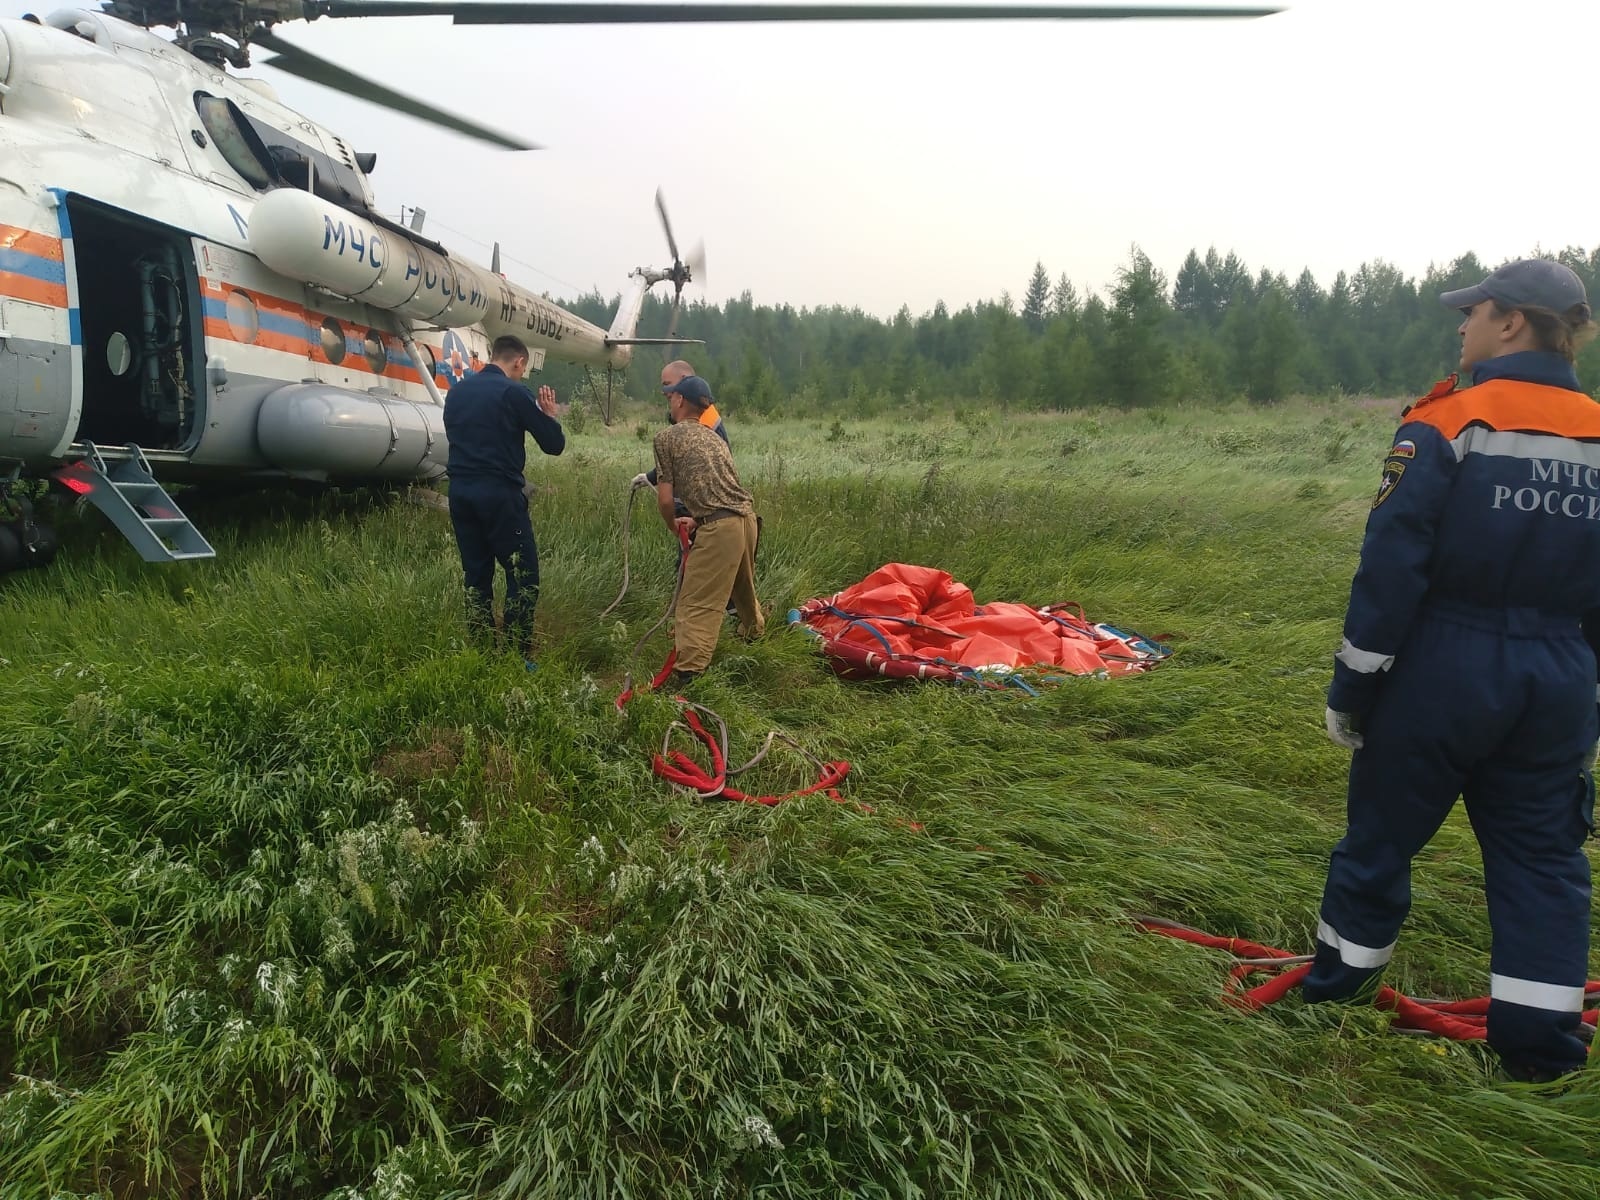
{"left": 631, "top": 473, "right": 650, "bottom": 489}
{"left": 1324, "top": 707, "right": 1364, "bottom": 751}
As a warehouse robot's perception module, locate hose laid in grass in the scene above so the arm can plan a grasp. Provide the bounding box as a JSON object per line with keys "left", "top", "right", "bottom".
{"left": 610, "top": 503, "right": 854, "bottom": 808}
{"left": 599, "top": 476, "right": 653, "bottom": 622}
{"left": 1134, "top": 914, "right": 1600, "bottom": 1042}
{"left": 614, "top": 519, "right": 691, "bottom": 709}
{"left": 655, "top": 702, "right": 854, "bottom": 808}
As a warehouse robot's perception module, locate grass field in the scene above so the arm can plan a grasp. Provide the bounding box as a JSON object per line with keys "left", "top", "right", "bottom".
{"left": 2, "top": 396, "right": 1596, "bottom": 1199}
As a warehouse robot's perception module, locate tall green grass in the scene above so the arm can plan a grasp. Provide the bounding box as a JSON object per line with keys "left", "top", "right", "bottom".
{"left": 2, "top": 399, "right": 1594, "bottom": 1199}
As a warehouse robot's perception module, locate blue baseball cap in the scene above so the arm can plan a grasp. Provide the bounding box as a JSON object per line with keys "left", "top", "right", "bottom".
{"left": 1439, "top": 259, "right": 1591, "bottom": 320}
{"left": 665, "top": 374, "right": 714, "bottom": 405}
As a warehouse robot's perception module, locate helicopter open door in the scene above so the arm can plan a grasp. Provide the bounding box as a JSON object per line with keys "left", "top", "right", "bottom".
{"left": 64, "top": 196, "right": 205, "bottom": 453}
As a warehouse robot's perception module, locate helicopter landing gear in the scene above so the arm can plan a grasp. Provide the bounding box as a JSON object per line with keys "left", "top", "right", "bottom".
{"left": 583, "top": 366, "right": 618, "bottom": 427}
{"left": 0, "top": 478, "right": 59, "bottom": 575}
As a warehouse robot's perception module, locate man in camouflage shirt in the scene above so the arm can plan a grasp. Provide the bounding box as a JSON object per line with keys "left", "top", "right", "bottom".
{"left": 653, "top": 375, "right": 764, "bottom": 680}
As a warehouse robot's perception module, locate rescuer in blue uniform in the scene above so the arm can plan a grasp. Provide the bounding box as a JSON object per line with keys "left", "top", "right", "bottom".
{"left": 1307, "top": 259, "right": 1599, "bottom": 1083}
{"left": 442, "top": 335, "right": 565, "bottom": 665}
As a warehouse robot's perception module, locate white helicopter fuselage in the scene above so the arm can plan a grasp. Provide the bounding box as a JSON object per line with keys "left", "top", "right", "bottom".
{"left": 0, "top": 8, "right": 649, "bottom": 497}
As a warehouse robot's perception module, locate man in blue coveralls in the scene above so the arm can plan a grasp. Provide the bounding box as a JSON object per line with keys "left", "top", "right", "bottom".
{"left": 1307, "top": 259, "right": 1599, "bottom": 1083}
{"left": 442, "top": 335, "right": 565, "bottom": 666}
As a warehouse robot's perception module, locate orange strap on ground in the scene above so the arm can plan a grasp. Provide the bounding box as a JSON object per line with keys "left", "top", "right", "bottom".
{"left": 1136, "top": 916, "right": 1600, "bottom": 1041}
{"left": 613, "top": 521, "right": 858, "bottom": 809}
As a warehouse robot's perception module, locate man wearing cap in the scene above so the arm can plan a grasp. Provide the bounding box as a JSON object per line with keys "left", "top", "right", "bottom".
{"left": 1305, "top": 259, "right": 1600, "bottom": 1084}
{"left": 632, "top": 360, "right": 729, "bottom": 501}
{"left": 653, "top": 374, "right": 764, "bottom": 681}
{"left": 633, "top": 359, "right": 749, "bottom": 612}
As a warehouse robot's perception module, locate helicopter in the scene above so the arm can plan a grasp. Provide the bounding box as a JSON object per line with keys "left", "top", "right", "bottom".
{"left": 0, "top": 2, "right": 1279, "bottom": 576}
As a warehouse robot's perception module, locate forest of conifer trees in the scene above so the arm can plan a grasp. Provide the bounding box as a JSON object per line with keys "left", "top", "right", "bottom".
{"left": 538, "top": 245, "right": 1600, "bottom": 415}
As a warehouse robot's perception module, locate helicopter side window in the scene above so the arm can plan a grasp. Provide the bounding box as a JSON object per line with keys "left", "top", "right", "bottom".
{"left": 194, "top": 93, "right": 274, "bottom": 191}
{"left": 249, "top": 127, "right": 365, "bottom": 211}
{"left": 268, "top": 145, "right": 317, "bottom": 191}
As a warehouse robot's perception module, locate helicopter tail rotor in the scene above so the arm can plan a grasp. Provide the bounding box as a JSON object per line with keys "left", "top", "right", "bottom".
{"left": 685, "top": 239, "right": 707, "bottom": 293}
{"left": 666, "top": 291, "right": 683, "bottom": 344}
{"left": 654, "top": 189, "right": 705, "bottom": 344}
{"left": 668, "top": 240, "right": 706, "bottom": 340}
{"left": 655, "top": 187, "right": 681, "bottom": 266}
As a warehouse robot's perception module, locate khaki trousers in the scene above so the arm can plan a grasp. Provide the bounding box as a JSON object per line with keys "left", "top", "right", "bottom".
{"left": 675, "top": 512, "right": 763, "bottom": 672}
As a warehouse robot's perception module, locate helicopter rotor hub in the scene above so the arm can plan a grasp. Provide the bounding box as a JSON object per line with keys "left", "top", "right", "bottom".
{"left": 178, "top": 33, "right": 251, "bottom": 70}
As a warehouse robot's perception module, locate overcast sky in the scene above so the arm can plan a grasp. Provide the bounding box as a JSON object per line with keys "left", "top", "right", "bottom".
{"left": 7, "top": 1, "right": 1598, "bottom": 319}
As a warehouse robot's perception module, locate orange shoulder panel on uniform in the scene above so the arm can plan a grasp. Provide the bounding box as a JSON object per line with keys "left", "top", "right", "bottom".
{"left": 1403, "top": 378, "right": 1600, "bottom": 441}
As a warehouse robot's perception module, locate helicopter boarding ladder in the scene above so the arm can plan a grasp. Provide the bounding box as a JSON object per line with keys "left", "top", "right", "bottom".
{"left": 52, "top": 443, "right": 216, "bottom": 563}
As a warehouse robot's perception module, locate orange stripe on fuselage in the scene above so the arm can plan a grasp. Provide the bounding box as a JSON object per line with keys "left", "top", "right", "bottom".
{"left": 202, "top": 315, "right": 310, "bottom": 358}
{"left": 1407, "top": 378, "right": 1600, "bottom": 440}
{"left": 0, "top": 271, "right": 67, "bottom": 307}
{"left": 199, "top": 277, "right": 427, "bottom": 386}
{"left": 0, "top": 224, "right": 65, "bottom": 262}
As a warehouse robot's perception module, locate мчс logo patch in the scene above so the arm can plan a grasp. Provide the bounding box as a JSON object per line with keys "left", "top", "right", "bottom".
{"left": 1373, "top": 460, "right": 1406, "bottom": 509}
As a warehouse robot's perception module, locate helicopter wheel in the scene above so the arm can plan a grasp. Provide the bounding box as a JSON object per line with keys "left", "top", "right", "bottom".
{"left": 0, "top": 522, "right": 20, "bottom": 574}
{"left": 0, "top": 492, "right": 58, "bottom": 572}
{"left": 21, "top": 521, "right": 59, "bottom": 569}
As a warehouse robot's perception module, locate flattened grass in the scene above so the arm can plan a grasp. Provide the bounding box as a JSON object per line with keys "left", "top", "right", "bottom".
{"left": 1, "top": 399, "right": 1594, "bottom": 1198}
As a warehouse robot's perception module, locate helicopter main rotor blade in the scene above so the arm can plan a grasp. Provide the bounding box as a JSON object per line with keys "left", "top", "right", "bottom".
{"left": 316, "top": 3, "right": 1282, "bottom": 23}
{"left": 253, "top": 29, "right": 539, "bottom": 150}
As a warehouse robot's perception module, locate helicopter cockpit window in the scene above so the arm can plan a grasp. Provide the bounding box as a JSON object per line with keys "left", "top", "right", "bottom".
{"left": 194, "top": 93, "right": 274, "bottom": 190}
{"left": 46, "top": 11, "right": 113, "bottom": 46}
{"left": 193, "top": 93, "right": 369, "bottom": 212}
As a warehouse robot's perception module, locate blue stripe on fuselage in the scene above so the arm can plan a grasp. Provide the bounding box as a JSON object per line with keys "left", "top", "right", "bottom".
{"left": 0, "top": 248, "right": 67, "bottom": 284}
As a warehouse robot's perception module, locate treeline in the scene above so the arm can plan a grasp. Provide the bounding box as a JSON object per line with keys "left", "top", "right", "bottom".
{"left": 537, "top": 245, "right": 1600, "bottom": 414}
